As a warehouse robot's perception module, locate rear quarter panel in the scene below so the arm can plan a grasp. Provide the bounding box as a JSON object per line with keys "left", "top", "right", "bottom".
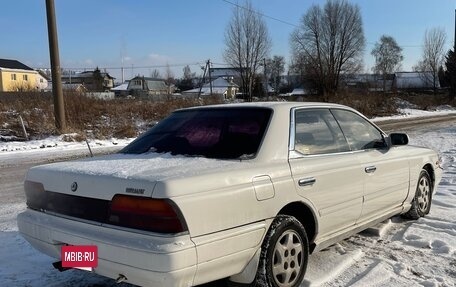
{"left": 157, "top": 161, "right": 298, "bottom": 237}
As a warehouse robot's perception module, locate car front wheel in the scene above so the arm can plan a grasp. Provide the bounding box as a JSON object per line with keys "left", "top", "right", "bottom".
{"left": 255, "top": 215, "right": 309, "bottom": 287}
{"left": 403, "top": 169, "right": 432, "bottom": 219}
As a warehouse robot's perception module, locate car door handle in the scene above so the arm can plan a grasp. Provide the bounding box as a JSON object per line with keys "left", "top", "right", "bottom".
{"left": 298, "top": 177, "right": 316, "bottom": 186}
{"left": 365, "top": 166, "right": 377, "bottom": 173}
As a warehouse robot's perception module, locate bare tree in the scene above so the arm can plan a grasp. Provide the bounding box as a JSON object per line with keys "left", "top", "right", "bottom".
{"left": 183, "top": 65, "right": 195, "bottom": 81}
{"left": 415, "top": 27, "right": 446, "bottom": 92}
{"left": 290, "top": 0, "right": 365, "bottom": 95}
{"left": 164, "top": 63, "right": 175, "bottom": 94}
{"left": 371, "top": 35, "right": 403, "bottom": 92}
{"left": 177, "top": 65, "right": 196, "bottom": 91}
{"left": 150, "top": 69, "right": 161, "bottom": 79}
{"left": 224, "top": 0, "right": 271, "bottom": 101}
{"left": 266, "top": 55, "right": 285, "bottom": 95}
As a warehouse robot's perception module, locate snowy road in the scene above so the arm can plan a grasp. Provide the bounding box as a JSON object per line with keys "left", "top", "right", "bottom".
{"left": 1, "top": 122, "right": 455, "bottom": 286}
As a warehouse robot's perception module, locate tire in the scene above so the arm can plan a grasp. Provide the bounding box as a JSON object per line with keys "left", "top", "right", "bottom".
{"left": 403, "top": 169, "right": 432, "bottom": 220}
{"left": 253, "top": 215, "right": 309, "bottom": 287}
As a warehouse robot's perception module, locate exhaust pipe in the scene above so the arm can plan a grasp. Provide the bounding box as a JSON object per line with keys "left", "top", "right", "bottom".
{"left": 52, "top": 261, "right": 71, "bottom": 272}
{"left": 53, "top": 261, "right": 127, "bottom": 284}
{"left": 116, "top": 274, "right": 127, "bottom": 283}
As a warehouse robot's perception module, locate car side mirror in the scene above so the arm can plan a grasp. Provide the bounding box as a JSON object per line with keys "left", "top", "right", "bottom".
{"left": 389, "top": 133, "right": 409, "bottom": 146}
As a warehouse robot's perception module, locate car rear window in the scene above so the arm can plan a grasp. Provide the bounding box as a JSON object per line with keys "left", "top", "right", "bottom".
{"left": 120, "top": 107, "right": 272, "bottom": 159}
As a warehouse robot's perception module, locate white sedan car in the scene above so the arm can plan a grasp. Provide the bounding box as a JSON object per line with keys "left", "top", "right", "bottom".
{"left": 18, "top": 102, "right": 442, "bottom": 287}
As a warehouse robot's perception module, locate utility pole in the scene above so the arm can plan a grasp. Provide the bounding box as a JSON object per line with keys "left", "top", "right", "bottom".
{"left": 263, "top": 58, "right": 267, "bottom": 96}
{"left": 198, "top": 63, "right": 208, "bottom": 97}
{"left": 207, "top": 60, "right": 213, "bottom": 96}
{"left": 45, "top": 0, "right": 65, "bottom": 133}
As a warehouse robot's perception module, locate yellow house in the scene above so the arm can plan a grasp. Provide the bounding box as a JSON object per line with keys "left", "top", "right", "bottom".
{"left": 0, "top": 58, "right": 39, "bottom": 91}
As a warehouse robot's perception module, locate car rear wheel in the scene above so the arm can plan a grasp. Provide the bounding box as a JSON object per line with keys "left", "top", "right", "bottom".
{"left": 403, "top": 169, "right": 432, "bottom": 219}
{"left": 255, "top": 215, "right": 309, "bottom": 287}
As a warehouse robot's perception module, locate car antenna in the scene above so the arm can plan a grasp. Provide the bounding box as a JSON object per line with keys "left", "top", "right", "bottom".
{"left": 85, "top": 139, "right": 93, "bottom": 157}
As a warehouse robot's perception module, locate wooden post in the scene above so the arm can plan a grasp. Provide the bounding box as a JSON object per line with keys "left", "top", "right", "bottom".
{"left": 45, "top": 0, "right": 66, "bottom": 133}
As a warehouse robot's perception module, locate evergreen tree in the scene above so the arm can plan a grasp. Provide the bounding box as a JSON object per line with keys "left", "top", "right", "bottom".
{"left": 445, "top": 49, "right": 456, "bottom": 100}
{"left": 438, "top": 66, "right": 448, "bottom": 88}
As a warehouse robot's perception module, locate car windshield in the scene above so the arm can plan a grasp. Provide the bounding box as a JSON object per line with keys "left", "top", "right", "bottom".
{"left": 120, "top": 107, "right": 272, "bottom": 159}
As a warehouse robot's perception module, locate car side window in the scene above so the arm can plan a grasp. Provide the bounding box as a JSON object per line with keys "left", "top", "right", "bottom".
{"left": 294, "top": 109, "right": 350, "bottom": 155}
{"left": 331, "top": 109, "right": 385, "bottom": 151}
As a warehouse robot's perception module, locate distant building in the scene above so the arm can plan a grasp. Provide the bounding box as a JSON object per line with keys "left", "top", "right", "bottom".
{"left": 208, "top": 67, "right": 248, "bottom": 88}
{"left": 36, "top": 70, "right": 50, "bottom": 91}
{"left": 0, "top": 58, "right": 40, "bottom": 92}
{"left": 209, "top": 67, "right": 243, "bottom": 78}
{"left": 394, "top": 72, "right": 439, "bottom": 90}
{"left": 111, "top": 82, "right": 129, "bottom": 97}
{"left": 344, "top": 72, "right": 439, "bottom": 91}
{"left": 61, "top": 68, "right": 115, "bottom": 92}
{"left": 47, "top": 83, "right": 87, "bottom": 94}
{"left": 127, "top": 76, "right": 169, "bottom": 96}
{"left": 343, "top": 74, "right": 395, "bottom": 92}
{"left": 288, "top": 87, "right": 315, "bottom": 96}
{"left": 182, "top": 77, "right": 239, "bottom": 99}
{"left": 266, "top": 71, "right": 442, "bottom": 96}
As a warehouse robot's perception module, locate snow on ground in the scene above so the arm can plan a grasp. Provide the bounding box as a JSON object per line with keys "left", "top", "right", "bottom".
{"left": 301, "top": 124, "right": 456, "bottom": 287}
{"left": 0, "top": 135, "right": 131, "bottom": 153}
{"left": 0, "top": 114, "right": 455, "bottom": 286}
{"left": 0, "top": 136, "right": 131, "bottom": 169}
{"left": 372, "top": 106, "right": 456, "bottom": 122}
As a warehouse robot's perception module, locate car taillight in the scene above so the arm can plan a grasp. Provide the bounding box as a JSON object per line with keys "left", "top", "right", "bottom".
{"left": 24, "top": 180, "right": 45, "bottom": 193}
{"left": 108, "top": 194, "right": 187, "bottom": 234}
{"left": 24, "top": 180, "right": 45, "bottom": 208}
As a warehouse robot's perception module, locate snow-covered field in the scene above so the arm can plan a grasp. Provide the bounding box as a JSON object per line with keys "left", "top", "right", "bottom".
{"left": 0, "top": 111, "right": 455, "bottom": 286}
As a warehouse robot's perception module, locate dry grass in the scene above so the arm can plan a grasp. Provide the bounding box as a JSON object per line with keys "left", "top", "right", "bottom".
{"left": 396, "top": 91, "right": 455, "bottom": 111}
{"left": 0, "top": 91, "right": 222, "bottom": 140}
{"left": 1, "top": 90, "right": 453, "bottom": 141}
{"left": 282, "top": 91, "right": 397, "bottom": 118}
{"left": 328, "top": 92, "right": 397, "bottom": 118}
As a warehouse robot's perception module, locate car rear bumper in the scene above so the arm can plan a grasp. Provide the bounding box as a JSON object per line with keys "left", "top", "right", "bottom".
{"left": 17, "top": 209, "right": 197, "bottom": 287}
{"left": 17, "top": 209, "right": 267, "bottom": 286}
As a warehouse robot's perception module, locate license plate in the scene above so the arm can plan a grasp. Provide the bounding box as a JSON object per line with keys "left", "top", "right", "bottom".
{"left": 61, "top": 245, "right": 98, "bottom": 269}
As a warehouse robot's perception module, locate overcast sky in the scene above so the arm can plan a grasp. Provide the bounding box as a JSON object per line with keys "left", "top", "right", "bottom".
{"left": 0, "top": 0, "right": 454, "bottom": 81}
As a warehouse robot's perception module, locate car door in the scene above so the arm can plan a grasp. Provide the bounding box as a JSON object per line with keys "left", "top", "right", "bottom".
{"left": 331, "top": 109, "right": 410, "bottom": 221}
{"left": 288, "top": 108, "right": 364, "bottom": 238}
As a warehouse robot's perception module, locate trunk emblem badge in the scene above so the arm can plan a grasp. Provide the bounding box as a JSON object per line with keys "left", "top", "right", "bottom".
{"left": 71, "top": 182, "right": 78, "bottom": 192}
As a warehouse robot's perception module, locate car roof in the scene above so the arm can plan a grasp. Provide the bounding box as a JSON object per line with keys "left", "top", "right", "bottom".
{"left": 178, "top": 101, "right": 351, "bottom": 112}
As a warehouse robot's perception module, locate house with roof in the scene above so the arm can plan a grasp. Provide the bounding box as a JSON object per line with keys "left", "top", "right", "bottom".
{"left": 127, "top": 76, "right": 169, "bottom": 97}
{"left": 209, "top": 67, "right": 249, "bottom": 88}
{"left": 0, "top": 58, "right": 40, "bottom": 92}
{"left": 36, "top": 70, "right": 50, "bottom": 91}
{"left": 47, "top": 82, "right": 87, "bottom": 94}
{"left": 111, "top": 82, "right": 129, "bottom": 97}
{"left": 61, "top": 68, "right": 115, "bottom": 92}
{"left": 209, "top": 67, "right": 243, "bottom": 78}
{"left": 182, "top": 77, "right": 239, "bottom": 99}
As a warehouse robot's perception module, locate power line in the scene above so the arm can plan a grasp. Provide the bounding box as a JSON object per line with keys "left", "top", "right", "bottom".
{"left": 34, "top": 62, "right": 220, "bottom": 70}
{"left": 222, "top": 0, "right": 425, "bottom": 49}
{"left": 222, "top": 0, "right": 299, "bottom": 28}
